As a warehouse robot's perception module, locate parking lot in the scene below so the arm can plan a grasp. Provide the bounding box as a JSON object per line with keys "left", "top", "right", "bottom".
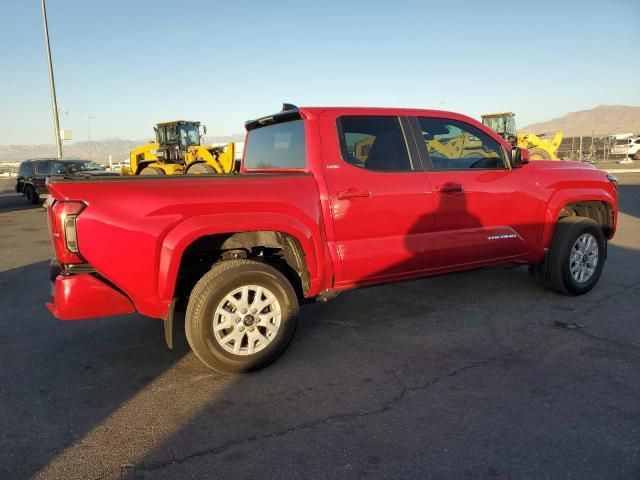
{"left": 1, "top": 174, "right": 639, "bottom": 479}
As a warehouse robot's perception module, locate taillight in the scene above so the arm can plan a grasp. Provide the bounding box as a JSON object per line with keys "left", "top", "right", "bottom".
{"left": 49, "top": 200, "right": 86, "bottom": 264}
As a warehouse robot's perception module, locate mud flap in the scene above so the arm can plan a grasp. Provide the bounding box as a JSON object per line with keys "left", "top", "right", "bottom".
{"left": 164, "top": 299, "right": 176, "bottom": 350}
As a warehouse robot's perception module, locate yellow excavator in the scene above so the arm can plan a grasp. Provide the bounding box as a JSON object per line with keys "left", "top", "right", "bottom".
{"left": 123, "top": 120, "right": 235, "bottom": 175}
{"left": 481, "top": 112, "right": 563, "bottom": 160}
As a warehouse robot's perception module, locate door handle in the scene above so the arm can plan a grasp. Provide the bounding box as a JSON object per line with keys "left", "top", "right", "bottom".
{"left": 336, "top": 189, "right": 371, "bottom": 200}
{"left": 436, "top": 183, "right": 463, "bottom": 193}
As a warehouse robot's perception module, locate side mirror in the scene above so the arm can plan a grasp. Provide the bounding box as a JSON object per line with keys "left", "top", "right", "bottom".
{"left": 512, "top": 147, "right": 530, "bottom": 168}
{"left": 202, "top": 125, "right": 207, "bottom": 135}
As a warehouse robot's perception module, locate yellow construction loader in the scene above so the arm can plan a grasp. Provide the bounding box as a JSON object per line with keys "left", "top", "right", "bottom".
{"left": 123, "top": 120, "right": 235, "bottom": 175}
{"left": 481, "top": 112, "right": 562, "bottom": 160}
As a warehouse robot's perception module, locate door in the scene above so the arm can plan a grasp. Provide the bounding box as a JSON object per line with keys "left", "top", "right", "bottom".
{"left": 319, "top": 113, "right": 437, "bottom": 285}
{"left": 414, "top": 116, "right": 542, "bottom": 268}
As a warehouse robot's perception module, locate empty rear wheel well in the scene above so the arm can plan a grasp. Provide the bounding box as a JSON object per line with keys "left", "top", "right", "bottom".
{"left": 174, "top": 231, "right": 309, "bottom": 300}
{"left": 558, "top": 201, "right": 614, "bottom": 237}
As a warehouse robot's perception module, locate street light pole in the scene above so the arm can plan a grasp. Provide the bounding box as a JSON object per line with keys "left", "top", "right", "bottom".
{"left": 88, "top": 116, "right": 95, "bottom": 159}
{"left": 41, "top": 0, "right": 62, "bottom": 159}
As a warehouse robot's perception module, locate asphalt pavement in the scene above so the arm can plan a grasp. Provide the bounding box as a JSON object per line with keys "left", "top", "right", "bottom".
{"left": 1, "top": 175, "right": 639, "bottom": 479}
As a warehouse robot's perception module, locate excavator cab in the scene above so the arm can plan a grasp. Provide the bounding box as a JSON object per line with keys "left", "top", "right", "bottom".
{"left": 481, "top": 112, "right": 518, "bottom": 146}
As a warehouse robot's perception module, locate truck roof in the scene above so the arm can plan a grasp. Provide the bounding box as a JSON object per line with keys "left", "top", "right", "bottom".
{"left": 245, "top": 105, "right": 482, "bottom": 130}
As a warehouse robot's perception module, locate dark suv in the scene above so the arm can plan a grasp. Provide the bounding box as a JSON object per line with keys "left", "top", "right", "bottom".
{"left": 16, "top": 159, "right": 117, "bottom": 204}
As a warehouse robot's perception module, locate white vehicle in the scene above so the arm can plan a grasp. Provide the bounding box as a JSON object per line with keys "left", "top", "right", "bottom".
{"left": 611, "top": 137, "right": 640, "bottom": 160}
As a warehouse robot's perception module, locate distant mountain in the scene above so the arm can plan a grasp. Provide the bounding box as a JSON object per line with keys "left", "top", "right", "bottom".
{"left": 5, "top": 106, "right": 639, "bottom": 161}
{"left": 522, "top": 105, "right": 640, "bottom": 137}
{"left": 0, "top": 134, "right": 245, "bottom": 163}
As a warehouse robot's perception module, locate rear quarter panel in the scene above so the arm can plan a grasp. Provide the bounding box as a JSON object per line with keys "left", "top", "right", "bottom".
{"left": 48, "top": 175, "right": 325, "bottom": 319}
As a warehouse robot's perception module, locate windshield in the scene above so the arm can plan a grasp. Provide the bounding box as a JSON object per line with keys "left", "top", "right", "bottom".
{"left": 179, "top": 124, "right": 200, "bottom": 147}
{"left": 51, "top": 160, "right": 105, "bottom": 174}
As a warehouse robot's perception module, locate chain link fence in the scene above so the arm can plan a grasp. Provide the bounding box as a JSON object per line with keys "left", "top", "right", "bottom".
{"left": 557, "top": 135, "right": 637, "bottom": 163}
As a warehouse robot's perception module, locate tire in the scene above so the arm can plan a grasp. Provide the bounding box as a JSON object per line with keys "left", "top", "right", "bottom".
{"left": 186, "top": 162, "right": 216, "bottom": 174}
{"left": 31, "top": 188, "right": 41, "bottom": 204}
{"left": 543, "top": 216, "right": 605, "bottom": 295}
{"left": 25, "top": 186, "right": 39, "bottom": 204}
{"left": 528, "top": 148, "right": 552, "bottom": 160}
{"left": 139, "top": 167, "right": 165, "bottom": 175}
{"left": 185, "top": 259, "right": 299, "bottom": 373}
{"left": 634, "top": 151, "right": 640, "bottom": 161}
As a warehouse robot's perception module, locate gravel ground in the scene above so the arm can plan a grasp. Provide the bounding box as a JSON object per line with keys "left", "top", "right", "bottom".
{"left": 0, "top": 174, "right": 639, "bottom": 479}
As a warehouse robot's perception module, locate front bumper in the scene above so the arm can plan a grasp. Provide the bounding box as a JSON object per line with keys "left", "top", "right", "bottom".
{"left": 46, "top": 268, "right": 136, "bottom": 320}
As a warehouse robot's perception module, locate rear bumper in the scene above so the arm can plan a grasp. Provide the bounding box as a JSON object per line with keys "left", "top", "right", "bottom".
{"left": 46, "top": 271, "right": 136, "bottom": 321}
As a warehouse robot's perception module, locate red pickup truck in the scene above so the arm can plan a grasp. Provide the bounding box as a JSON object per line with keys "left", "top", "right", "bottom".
{"left": 45, "top": 105, "right": 618, "bottom": 373}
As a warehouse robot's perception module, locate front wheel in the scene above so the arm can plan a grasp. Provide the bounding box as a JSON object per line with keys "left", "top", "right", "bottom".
{"left": 186, "top": 162, "right": 217, "bottom": 174}
{"left": 185, "top": 259, "right": 299, "bottom": 373}
{"left": 543, "top": 216, "right": 606, "bottom": 295}
{"left": 139, "top": 167, "right": 165, "bottom": 175}
{"left": 528, "top": 148, "right": 552, "bottom": 160}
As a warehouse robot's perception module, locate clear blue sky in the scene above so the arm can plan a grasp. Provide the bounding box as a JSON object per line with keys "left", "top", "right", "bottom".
{"left": 1, "top": 0, "right": 638, "bottom": 145}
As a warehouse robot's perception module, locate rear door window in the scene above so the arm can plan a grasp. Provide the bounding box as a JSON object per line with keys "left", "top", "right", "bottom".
{"left": 244, "top": 120, "right": 306, "bottom": 170}
{"left": 337, "top": 116, "right": 413, "bottom": 172}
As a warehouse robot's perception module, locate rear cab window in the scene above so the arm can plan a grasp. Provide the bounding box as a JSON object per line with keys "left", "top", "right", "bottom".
{"left": 243, "top": 120, "right": 306, "bottom": 171}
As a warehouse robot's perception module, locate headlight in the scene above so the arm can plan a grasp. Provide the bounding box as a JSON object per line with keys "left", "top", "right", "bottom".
{"left": 606, "top": 173, "right": 618, "bottom": 189}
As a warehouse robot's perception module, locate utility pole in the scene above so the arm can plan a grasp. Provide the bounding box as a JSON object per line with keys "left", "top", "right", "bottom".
{"left": 41, "top": 0, "right": 62, "bottom": 158}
